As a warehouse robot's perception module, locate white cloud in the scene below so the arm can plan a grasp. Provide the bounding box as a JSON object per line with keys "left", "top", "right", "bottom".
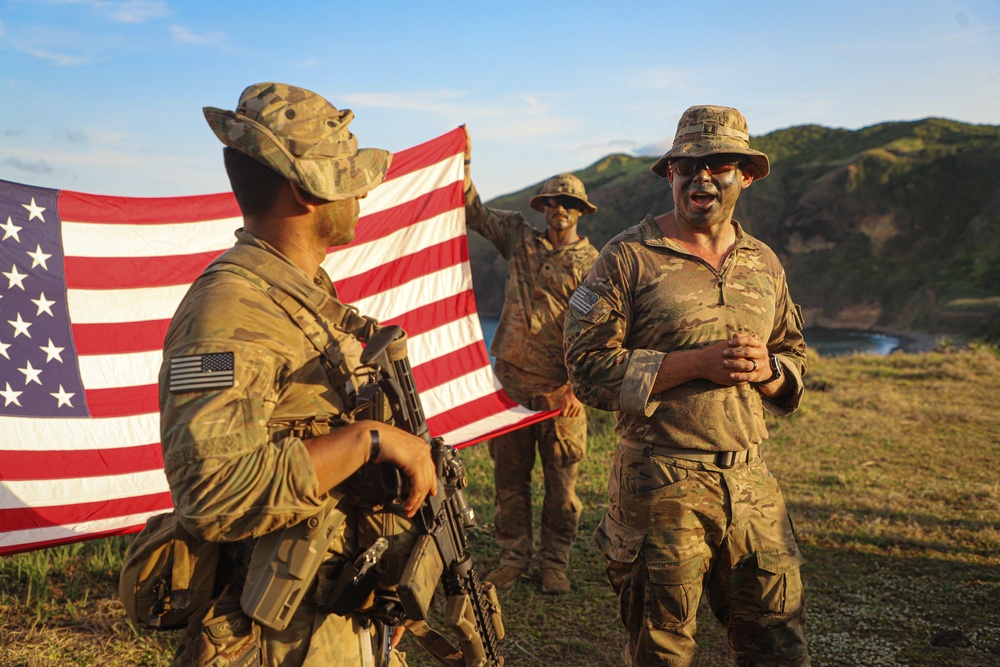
{"left": 30, "top": 0, "right": 170, "bottom": 23}
{"left": 169, "top": 24, "right": 226, "bottom": 46}
{"left": 345, "top": 90, "right": 582, "bottom": 141}
{"left": 17, "top": 47, "right": 93, "bottom": 66}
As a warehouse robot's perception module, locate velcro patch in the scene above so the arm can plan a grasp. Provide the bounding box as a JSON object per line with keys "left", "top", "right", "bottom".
{"left": 569, "top": 284, "right": 600, "bottom": 316}
{"left": 169, "top": 352, "right": 235, "bottom": 393}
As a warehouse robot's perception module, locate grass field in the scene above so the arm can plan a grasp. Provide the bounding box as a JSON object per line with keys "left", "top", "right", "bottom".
{"left": 1, "top": 348, "right": 998, "bottom": 666}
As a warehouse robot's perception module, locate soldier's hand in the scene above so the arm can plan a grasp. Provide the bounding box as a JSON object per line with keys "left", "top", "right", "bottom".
{"left": 721, "top": 333, "right": 769, "bottom": 384}
{"left": 374, "top": 425, "right": 438, "bottom": 517}
{"left": 462, "top": 125, "right": 472, "bottom": 192}
{"left": 560, "top": 386, "right": 584, "bottom": 418}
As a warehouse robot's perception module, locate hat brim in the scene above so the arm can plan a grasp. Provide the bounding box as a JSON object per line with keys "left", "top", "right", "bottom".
{"left": 528, "top": 193, "right": 597, "bottom": 214}
{"left": 205, "top": 107, "right": 392, "bottom": 201}
{"left": 650, "top": 143, "right": 769, "bottom": 180}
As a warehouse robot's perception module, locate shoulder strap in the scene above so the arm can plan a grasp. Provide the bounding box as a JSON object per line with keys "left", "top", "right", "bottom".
{"left": 203, "top": 244, "right": 373, "bottom": 394}
{"left": 206, "top": 244, "right": 380, "bottom": 341}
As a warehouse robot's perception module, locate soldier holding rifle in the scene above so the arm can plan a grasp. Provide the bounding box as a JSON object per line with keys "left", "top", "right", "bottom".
{"left": 158, "top": 82, "right": 438, "bottom": 666}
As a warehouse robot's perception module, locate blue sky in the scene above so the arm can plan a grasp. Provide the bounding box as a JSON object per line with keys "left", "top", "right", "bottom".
{"left": 1, "top": 0, "right": 998, "bottom": 200}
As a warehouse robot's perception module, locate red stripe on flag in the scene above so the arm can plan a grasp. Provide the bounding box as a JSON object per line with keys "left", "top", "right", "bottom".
{"left": 450, "top": 409, "right": 560, "bottom": 449}
{"left": 382, "top": 291, "right": 478, "bottom": 338}
{"left": 59, "top": 190, "right": 240, "bottom": 224}
{"left": 0, "top": 444, "right": 164, "bottom": 481}
{"left": 86, "top": 384, "right": 160, "bottom": 418}
{"left": 335, "top": 237, "right": 468, "bottom": 303}
{"left": 65, "top": 250, "right": 224, "bottom": 290}
{"left": 427, "top": 391, "right": 526, "bottom": 440}
{"left": 412, "top": 343, "right": 489, "bottom": 391}
{"left": 352, "top": 183, "right": 463, "bottom": 245}
{"left": 381, "top": 127, "right": 466, "bottom": 182}
{"left": 0, "top": 492, "right": 173, "bottom": 532}
{"left": 73, "top": 319, "right": 171, "bottom": 355}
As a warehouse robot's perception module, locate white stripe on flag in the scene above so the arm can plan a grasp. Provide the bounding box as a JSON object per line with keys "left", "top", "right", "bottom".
{"left": 0, "top": 413, "right": 160, "bottom": 450}
{"left": 62, "top": 217, "right": 241, "bottom": 257}
{"left": 0, "top": 510, "right": 169, "bottom": 552}
{"left": 0, "top": 469, "right": 169, "bottom": 509}
{"left": 68, "top": 283, "right": 191, "bottom": 324}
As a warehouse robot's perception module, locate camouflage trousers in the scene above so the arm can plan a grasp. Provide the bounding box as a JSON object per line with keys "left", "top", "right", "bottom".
{"left": 594, "top": 440, "right": 809, "bottom": 667}
{"left": 490, "top": 360, "right": 587, "bottom": 573}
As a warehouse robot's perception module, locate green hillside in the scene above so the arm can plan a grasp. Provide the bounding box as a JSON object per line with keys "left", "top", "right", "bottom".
{"left": 470, "top": 118, "right": 1000, "bottom": 342}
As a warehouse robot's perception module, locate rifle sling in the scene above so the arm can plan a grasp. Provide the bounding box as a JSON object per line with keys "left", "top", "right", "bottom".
{"left": 404, "top": 620, "right": 466, "bottom": 667}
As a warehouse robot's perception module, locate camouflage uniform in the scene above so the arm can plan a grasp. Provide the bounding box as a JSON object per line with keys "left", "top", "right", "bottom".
{"left": 564, "top": 216, "right": 809, "bottom": 666}
{"left": 159, "top": 83, "right": 408, "bottom": 667}
{"left": 466, "top": 182, "right": 597, "bottom": 575}
{"left": 160, "top": 232, "right": 409, "bottom": 667}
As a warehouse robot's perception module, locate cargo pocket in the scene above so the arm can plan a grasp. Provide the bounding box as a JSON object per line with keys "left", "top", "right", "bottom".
{"left": 754, "top": 548, "right": 805, "bottom": 616}
{"left": 645, "top": 554, "right": 709, "bottom": 630}
{"left": 593, "top": 512, "right": 646, "bottom": 633}
{"left": 550, "top": 415, "right": 586, "bottom": 466}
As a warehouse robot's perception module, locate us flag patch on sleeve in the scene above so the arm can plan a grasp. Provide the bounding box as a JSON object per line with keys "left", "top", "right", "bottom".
{"left": 169, "top": 352, "right": 235, "bottom": 393}
{"left": 569, "top": 284, "right": 600, "bottom": 316}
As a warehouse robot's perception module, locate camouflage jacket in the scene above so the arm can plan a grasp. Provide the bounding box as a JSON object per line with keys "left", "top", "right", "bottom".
{"left": 564, "top": 216, "right": 807, "bottom": 451}
{"left": 466, "top": 184, "right": 598, "bottom": 384}
{"left": 159, "top": 230, "right": 391, "bottom": 665}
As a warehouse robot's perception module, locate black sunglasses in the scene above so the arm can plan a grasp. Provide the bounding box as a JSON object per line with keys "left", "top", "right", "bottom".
{"left": 544, "top": 195, "right": 583, "bottom": 211}
{"left": 669, "top": 155, "right": 747, "bottom": 177}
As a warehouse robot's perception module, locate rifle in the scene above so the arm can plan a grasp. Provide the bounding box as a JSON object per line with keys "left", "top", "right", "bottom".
{"left": 241, "top": 324, "right": 504, "bottom": 667}
{"left": 356, "top": 325, "right": 505, "bottom": 667}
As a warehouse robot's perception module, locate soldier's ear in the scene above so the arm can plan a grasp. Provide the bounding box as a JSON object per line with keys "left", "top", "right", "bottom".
{"left": 289, "top": 182, "right": 323, "bottom": 211}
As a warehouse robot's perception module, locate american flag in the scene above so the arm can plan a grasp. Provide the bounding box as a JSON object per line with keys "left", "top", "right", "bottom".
{"left": 0, "top": 127, "right": 553, "bottom": 556}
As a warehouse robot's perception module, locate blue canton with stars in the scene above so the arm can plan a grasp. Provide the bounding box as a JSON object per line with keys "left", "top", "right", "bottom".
{"left": 0, "top": 179, "right": 89, "bottom": 417}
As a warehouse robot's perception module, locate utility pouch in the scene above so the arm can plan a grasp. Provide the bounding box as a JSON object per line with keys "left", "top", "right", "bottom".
{"left": 171, "top": 592, "right": 262, "bottom": 667}
{"left": 119, "top": 511, "right": 221, "bottom": 629}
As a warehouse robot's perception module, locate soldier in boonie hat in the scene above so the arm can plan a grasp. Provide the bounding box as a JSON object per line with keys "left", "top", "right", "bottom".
{"left": 461, "top": 131, "right": 599, "bottom": 596}
{"left": 563, "top": 103, "right": 810, "bottom": 666}
{"left": 650, "top": 105, "right": 769, "bottom": 180}
{"left": 528, "top": 174, "right": 598, "bottom": 214}
{"left": 204, "top": 82, "right": 392, "bottom": 201}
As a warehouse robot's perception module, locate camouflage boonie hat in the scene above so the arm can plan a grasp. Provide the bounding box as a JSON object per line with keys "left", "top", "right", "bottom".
{"left": 204, "top": 82, "right": 392, "bottom": 201}
{"left": 650, "top": 105, "right": 769, "bottom": 180}
{"left": 528, "top": 173, "right": 597, "bottom": 214}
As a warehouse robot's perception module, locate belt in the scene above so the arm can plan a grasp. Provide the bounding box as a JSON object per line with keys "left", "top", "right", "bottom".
{"left": 621, "top": 439, "right": 759, "bottom": 469}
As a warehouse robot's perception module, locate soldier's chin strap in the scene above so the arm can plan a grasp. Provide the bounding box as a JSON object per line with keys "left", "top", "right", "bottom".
{"left": 403, "top": 620, "right": 466, "bottom": 667}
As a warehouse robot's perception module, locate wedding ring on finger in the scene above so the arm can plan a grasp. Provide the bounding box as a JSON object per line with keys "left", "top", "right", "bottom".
{"left": 750, "top": 359, "right": 758, "bottom": 372}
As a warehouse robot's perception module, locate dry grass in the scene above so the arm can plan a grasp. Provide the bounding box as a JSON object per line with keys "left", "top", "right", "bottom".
{"left": 1, "top": 348, "right": 998, "bottom": 666}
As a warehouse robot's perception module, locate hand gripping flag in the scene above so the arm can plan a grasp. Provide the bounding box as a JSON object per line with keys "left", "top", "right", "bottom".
{"left": 0, "top": 128, "right": 555, "bottom": 555}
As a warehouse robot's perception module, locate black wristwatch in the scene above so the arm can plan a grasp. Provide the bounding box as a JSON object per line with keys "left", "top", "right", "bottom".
{"left": 753, "top": 354, "right": 782, "bottom": 386}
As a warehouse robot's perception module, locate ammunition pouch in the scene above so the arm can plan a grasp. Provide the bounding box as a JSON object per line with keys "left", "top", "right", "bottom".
{"left": 120, "top": 511, "right": 236, "bottom": 630}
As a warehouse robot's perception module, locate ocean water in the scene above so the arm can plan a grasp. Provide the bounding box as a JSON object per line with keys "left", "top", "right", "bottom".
{"left": 476, "top": 318, "right": 899, "bottom": 358}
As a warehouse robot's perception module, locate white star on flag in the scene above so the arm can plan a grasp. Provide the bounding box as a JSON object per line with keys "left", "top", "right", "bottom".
{"left": 1, "top": 216, "right": 22, "bottom": 242}
{"left": 27, "top": 245, "right": 51, "bottom": 270}
{"left": 8, "top": 313, "right": 32, "bottom": 338}
{"left": 40, "top": 339, "right": 64, "bottom": 363}
{"left": 31, "top": 292, "right": 56, "bottom": 316}
{"left": 0, "top": 339, "right": 10, "bottom": 359}
{"left": 22, "top": 198, "right": 46, "bottom": 222}
{"left": 50, "top": 385, "right": 75, "bottom": 408}
{"left": 3, "top": 264, "right": 27, "bottom": 290}
{"left": 18, "top": 359, "right": 43, "bottom": 385}
{"left": 1, "top": 382, "right": 23, "bottom": 407}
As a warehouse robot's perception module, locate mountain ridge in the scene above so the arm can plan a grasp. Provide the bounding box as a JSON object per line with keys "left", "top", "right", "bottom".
{"left": 470, "top": 117, "right": 1000, "bottom": 342}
